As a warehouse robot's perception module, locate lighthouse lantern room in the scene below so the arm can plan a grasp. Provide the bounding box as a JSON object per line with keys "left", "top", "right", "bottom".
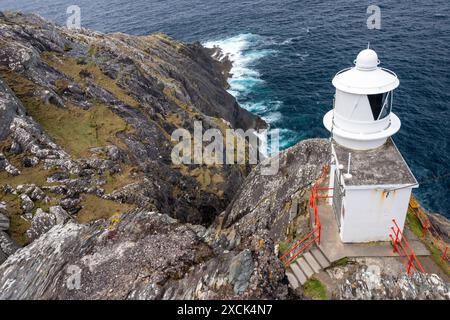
{"left": 323, "top": 48, "right": 418, "bottom": 243}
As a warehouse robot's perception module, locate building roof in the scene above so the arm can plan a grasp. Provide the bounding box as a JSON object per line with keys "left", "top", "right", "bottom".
{"left": 333, "top": 137, "right": 417, "bottom": 188}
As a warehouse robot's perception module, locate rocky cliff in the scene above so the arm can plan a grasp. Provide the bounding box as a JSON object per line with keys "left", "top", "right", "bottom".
{"left": 0, "top": 133, "right": 330, "bottom": 299}
{"left": 0, "top": 11, "right": 266, "bottom": 249}
{"left": 0, "top": 12, "right": 448, "bottom": 300}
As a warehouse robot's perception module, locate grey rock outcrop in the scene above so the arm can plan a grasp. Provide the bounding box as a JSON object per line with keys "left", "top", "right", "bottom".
{"left": 220, "top": 138, "right": 329, "bottom": 240}
{"left": 0, "top": 231, "right": 19, "bottom": 264}
{"left": 338, "top": 269, "right": 449, "bottom": 300}
{"left": 26, "top": 206, "right": 70, "bottom": 242}
{"left": 228, "top": 249, "right": 254, "bottom": 295}
{"left": 19, "top": 194, "right": 34, "bottom": 213}
{"left": 0, "top": 77, "right": 23, "bottom": 140}
{"left": 428, "top": 212, "right": 450, "bottom": 243}
{"left": 0, "top": 211, "right": 9, "bottom": 231}
{"left": 0, "top": 210, "right": 212, "bottom": 299}
{"left": 0, "top": 136, "right": 448, "bottom": 300}
{"left": 49, "top": 206, "right": 71, "bottom": 225}
{"left": 0, "top": 153, "right": 20, "bottom": 176}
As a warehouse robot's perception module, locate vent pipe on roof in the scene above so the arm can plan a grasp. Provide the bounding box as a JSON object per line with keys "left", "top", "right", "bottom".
{"left": 343, "top": 153, "right": 352, "bottom": 179}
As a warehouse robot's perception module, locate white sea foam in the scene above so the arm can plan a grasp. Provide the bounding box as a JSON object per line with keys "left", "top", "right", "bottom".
{"left": 277, "top": 128, "right": 299, "bottom": 150}
{"left": 204, "top": 34, "right": 272, "bottom": 98}
{"left": 204, "top": 34, "right": 295, "bottom": 151}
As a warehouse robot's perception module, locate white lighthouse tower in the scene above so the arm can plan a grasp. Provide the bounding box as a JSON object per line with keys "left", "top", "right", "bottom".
{"left": 323, "top": 48, "right": 418, "bottom": 243}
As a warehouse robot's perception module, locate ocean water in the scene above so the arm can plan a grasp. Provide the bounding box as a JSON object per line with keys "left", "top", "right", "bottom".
{"left": 1, "top": 0, "right": 450, "bottom": 218}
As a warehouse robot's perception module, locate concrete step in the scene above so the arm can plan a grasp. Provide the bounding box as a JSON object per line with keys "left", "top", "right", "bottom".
{"left": 290, "top": 262, "right": 307, "bottom": 285}
{"left": 296, "top": 257, "right": 314, "bottom": 278}
{"left": 311, "top": 247, "right": 330, "bottom": 269}
{"left": 286, "top": 271, "right": 299, "bottom": 290}
{"left": 303, "top": 251, "right": 321, "bottom": 273}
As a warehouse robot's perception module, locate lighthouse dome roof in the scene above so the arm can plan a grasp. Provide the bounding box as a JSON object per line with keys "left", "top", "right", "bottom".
{"left": 355, "top": 49, "right": 379, "bottom": 70}
{"left": 332, "top": 49, "right": 399, "bottom": 95}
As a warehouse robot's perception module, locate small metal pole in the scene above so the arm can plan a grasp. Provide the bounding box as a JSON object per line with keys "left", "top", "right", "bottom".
{"left": 421, "top": 224, "right": 427, "bottom": 238}
{"left": 407, "top": 255, "right": 413, "bottom": 274}
{"left": 391, "top": 227, "right": 398, "bottom": 253}
{"left": 442, "top": 247, "right": 448, "bottom": 262}
{"left": 347, "top": 153, "right": 351, "bottom": 175}
{"left": 318, "top": 225, "right": 321, "bottom": 246}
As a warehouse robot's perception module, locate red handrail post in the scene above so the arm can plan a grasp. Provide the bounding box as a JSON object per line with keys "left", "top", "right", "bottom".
{"left": 442, "top": 246, "right": 448, "bottom": 263}
{"left": 391, "top": 227, "right": 398, "bottom": 253}
{"left": 317, "top": 224, "right": 321, "bottom": 246}
{"left": 407, "top": 255, "right": 414, "bottom": 274}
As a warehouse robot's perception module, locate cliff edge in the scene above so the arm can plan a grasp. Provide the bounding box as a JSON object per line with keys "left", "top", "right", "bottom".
{"left": 0, "top": 12, "right": 448, "bottom": 300}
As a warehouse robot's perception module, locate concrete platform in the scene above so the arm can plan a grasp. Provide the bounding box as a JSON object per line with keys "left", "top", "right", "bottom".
{"left": 316, "top": 201, "right": 430, "bottom": 262}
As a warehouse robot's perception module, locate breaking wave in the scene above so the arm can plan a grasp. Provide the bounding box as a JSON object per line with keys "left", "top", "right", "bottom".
{"left": 204, "top": 33, "right": 296, "bottom": 151}
{"left": 204, "top": 34, "right": 271, "bottom": 97}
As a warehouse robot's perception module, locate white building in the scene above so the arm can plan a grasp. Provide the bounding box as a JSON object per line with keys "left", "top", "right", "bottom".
{"left": 323, "top": 48, "right": 418, "bottom": 243}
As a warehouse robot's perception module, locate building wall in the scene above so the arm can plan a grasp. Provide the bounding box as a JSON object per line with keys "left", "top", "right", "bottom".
{"left": 340, "top": 187, "right": 412, "bottom": 243}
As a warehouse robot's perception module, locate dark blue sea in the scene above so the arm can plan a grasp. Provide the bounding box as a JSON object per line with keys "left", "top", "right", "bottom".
{"left": 2, "top": 0, "right": 450, "bottom": 218}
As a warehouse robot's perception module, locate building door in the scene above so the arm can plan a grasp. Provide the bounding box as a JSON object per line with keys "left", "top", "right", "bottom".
{"left": 332, "top": 169, "right": 344, "bottom": 229}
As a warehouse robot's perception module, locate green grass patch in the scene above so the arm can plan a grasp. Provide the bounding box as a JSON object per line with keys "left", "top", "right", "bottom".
{"left": 278, "top": 241, "right": 289, "bottom": 255}
{"left": 41, "top": 103, "right": 128, "bottom": 158}
{"left": 330, "top": 257, "right": 349, "bottom": 268}
{"left": 0, "top": 193, "right": 30, "bottom": 246}
{"left": 303, "top": 278, "right": 328, "bottom": 300}
{"left": 42, "top": 53, "right": 139, "bottom": 108}
{"left": 102, "top": 166, "right": 137, "bottom": 194}
{"left": 406, "top": 211, "right": 450, "bottom": 276}
{"left": 76, "top": 194, "right": 133, "bottom": 224}
{"left": 28, "top": 101, "right": 128, "bottom": 158}
{"left": 0, "top": 165, "right": 54, "bottom": 187}
{"left": 406, "top": 210, "right": 424, "bottom": 238}
{"left": 0, "top": 66, "right": 130, "bottom": 158}
{"left": 87, "top": 45, "right": 97, "bottom": 57}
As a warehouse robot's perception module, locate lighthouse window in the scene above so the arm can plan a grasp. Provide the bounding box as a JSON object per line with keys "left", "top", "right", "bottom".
{"left": 368, "top": 91, "right": 392, "bottom": 120}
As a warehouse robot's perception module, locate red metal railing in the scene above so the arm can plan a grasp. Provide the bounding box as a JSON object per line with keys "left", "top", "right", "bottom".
{"left": 442, "top": 247, "right": 449, "bottom": 263}
{"left": 280, "top": 165, "right": 332, "bottom": 267}
{"left": 409, "top": 199, "right": 449, "bottom": 264}
{"left": 280, "top": 226, "right": 320, "bottom": 267}
{"left": 389, "top": 219, "right": 425, "bottom": 274}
